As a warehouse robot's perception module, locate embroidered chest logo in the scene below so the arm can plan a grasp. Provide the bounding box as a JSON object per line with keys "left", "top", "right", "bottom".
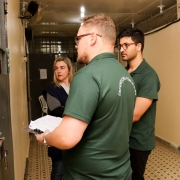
{"left": 118, "top": 77, "right": 136, "bottom": 96}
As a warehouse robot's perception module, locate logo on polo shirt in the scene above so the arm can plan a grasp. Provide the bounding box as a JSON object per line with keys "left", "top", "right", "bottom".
{"left": 118, "top": 77, "right": 136, "bottom": 96}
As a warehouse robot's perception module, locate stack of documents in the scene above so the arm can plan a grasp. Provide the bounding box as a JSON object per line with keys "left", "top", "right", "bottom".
{"left": 22, "top": 115, "right": 62, "bottom": 134}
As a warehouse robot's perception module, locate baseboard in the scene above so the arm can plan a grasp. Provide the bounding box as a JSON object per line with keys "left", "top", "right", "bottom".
{"left": 156, "top": 136, "right": 180, "bottom": 151}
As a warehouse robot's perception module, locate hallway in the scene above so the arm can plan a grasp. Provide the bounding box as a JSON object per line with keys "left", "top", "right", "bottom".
{"left": 25, "top": 135, "right": 180, "bottom": 180}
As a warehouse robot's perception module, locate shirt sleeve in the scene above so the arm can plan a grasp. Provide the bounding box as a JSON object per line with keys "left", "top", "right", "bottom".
{"left": 137, "top": 71, "right": 160, "bottom": 101}
{"left": 46, "top": 93, "right": 65, "bottom": 117}
{"left": 46, "top": 93, "right": 61, "bottom": 111}
{"left": 63, "top": 72, "right": 99, "bottom": 124}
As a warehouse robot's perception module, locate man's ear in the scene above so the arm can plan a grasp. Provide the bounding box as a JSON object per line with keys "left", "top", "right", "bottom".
{"left": 90, "top": 33, "right": 97, "bottom": 46}
{"left": 136, "top": 43, "right": 142, "bottom": 52}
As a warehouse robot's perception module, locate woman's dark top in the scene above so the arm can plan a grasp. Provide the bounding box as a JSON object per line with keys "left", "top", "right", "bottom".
{"left": 43, "top": 82, "right": 69, "bottom": 160}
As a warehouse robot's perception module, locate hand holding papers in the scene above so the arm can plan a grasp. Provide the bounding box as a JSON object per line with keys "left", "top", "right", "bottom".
{"left": 22, "top": 115, "right": 62, "bottom": 134}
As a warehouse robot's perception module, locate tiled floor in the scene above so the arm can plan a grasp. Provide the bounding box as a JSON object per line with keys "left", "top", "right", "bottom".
{"left": 144, "top": 140, "right": 180, "bottom": 180}
{"left": 25, "top": 135, "right": 52, "bottom": 180}
{"left": 26, "top": 135, "right": 180, "bottom": 180}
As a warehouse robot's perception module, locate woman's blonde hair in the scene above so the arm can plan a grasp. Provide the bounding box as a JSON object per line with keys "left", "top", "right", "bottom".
{"left": 53, "top": 56, "right": 74, "bottom": 87}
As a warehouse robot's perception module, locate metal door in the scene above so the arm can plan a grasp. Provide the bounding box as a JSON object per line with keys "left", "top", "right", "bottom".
{"left": 0, "top": 0, "right": 14, "bottom": 179}
{"left": 0, "top": 75, "right": 14, "bottom": 180}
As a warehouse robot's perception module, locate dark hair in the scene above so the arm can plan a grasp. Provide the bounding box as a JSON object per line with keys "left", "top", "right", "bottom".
{"left": 117, "top": 28, "right": 144, "bottom": 52}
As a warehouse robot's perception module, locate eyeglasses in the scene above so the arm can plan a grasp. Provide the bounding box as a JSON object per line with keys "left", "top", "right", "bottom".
{"left": 74, "top": 33, "right": 102, "bottom": 45}
{"left": 115, "top": 43, "right": 135, "bottom": 50}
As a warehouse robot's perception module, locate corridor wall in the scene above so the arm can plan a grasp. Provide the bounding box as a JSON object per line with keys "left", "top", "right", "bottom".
{"left": 144, "top": 20, "right": 180, "bottom": 149}
{"left": 7, "top": 0, "right": 29, "bottom": 179}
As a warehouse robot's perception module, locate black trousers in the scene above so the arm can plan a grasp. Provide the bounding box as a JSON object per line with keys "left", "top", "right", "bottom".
{"left": 129, "top": 148, "right": 151, "bottom": 180}
{"left": 51, "top": 159, "right": 63, "bottom": 180}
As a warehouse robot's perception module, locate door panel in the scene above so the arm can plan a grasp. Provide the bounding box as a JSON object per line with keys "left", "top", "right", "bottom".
{"left": 0, "top": 75, "right": 14, "bottom": 180}
{"left": 29, "top": 54, "right": 55, "bottom": 120}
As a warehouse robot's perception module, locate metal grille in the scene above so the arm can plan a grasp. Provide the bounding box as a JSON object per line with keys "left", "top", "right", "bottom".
{"left": 137, "top": 5, "right": 177, "bottom": 33}
{"left": 28, "top": 37, "right": 77, "bottom": 62}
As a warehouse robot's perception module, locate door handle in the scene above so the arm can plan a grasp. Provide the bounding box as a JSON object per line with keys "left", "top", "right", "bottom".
{"left": 4, "top": 150, "right": 8, "bottom": 169}
{"left": 0, "top": 137, "right": 5, "bottom": 161}
{"left": 0, "top": 137, "right": 8, "bottom": 169}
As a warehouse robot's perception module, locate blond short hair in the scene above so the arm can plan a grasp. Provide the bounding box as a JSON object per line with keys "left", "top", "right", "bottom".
{"left": 82, "top": 13, "right": 116, "bottom": 45}
{"left": 53, "top": 56, "right": 74, "bottom": 87}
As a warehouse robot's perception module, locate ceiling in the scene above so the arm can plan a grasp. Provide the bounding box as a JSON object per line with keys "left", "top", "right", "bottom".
{"left": 20, "top": 0, "right": 177, "bottom": 38}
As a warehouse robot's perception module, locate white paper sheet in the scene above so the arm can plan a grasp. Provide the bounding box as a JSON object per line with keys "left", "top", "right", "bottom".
{"left": 40, "top": 69, "right": 47, "bottom": 79}
{"left": 29, "top": 115, "right": 62, "bottom": 132}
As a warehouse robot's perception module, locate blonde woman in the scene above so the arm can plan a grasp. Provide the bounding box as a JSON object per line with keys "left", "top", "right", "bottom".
{"left": 43, "top": 56, "right": 73, "bottom": 180}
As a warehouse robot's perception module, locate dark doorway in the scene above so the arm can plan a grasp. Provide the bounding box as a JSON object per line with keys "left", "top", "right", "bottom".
{"left": 29, "top": 54, "right": 55, "bottom": 120}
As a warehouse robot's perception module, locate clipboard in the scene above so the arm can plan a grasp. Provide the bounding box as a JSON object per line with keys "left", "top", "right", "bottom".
{"left": 22, "top": 126, "right": 44, "bottom": 135}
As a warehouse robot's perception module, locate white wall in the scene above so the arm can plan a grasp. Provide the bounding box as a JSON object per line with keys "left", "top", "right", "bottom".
{"left": 144, "top": 21, "right": 180, "bottom": 148}
{"left": 7, "top": 0, "right": 29, "bottom": 179}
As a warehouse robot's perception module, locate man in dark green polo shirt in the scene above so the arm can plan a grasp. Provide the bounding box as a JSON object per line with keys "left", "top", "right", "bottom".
{"left": 37, "top": 14, "right": 136, "bottom": 180}
{"left": 117, "top": 28, "right": 160, "bottom": 180}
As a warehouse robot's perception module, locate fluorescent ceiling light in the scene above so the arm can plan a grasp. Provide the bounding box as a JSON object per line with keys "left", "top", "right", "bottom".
{"left": 81, "top": 12, "right": 84, "bottom": 18}
{"left": 80, "top": 6, "right": 85, "bottom": 13}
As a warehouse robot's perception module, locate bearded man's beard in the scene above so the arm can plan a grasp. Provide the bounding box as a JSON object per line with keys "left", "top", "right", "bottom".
{"left": 77, "top": 52, "right": 89, "bottom": 64}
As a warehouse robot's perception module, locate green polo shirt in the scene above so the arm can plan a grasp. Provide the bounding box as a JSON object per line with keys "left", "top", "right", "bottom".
{"left": 128, "top": 59, "right": 160, "bottom": 151}
{"left": 63, "top": 53, "right": 136, "bottom": 180}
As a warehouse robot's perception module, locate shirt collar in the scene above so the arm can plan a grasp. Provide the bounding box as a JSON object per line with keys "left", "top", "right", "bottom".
{"left": 88, "top": 52, "right": 116, "bottom": 65}
{"left": 127, "top": 59, "right": 147, "bottom": 74}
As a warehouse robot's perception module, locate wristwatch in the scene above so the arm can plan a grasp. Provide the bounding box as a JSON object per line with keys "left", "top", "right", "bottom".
{"left": 43, "top": 131, "right": 51, "bottom": 146}
{"left": 43, "top": 137, "right": 48, "bottom": 146}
